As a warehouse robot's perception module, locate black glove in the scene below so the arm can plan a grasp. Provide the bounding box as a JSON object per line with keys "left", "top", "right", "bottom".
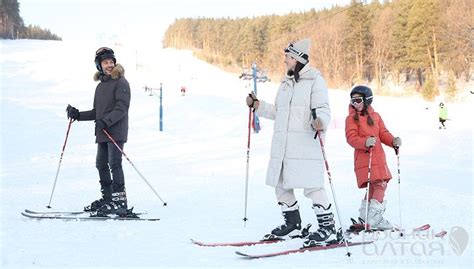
{"left": 66, "top": 104, "right": 80, "bottom": 120}
{"left": 95, "top": 119, "right": 107, "bottom": 133}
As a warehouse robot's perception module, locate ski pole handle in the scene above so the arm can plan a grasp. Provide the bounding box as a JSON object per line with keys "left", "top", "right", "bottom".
{"left": 394, "top": 146, "right": 399, "bottom": 155}
{"left": 311, "top": 109, "right": 318, "bottom": 139}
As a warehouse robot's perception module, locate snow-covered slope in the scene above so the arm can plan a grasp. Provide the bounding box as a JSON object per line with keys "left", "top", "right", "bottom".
{"left": 1, "top": 40, "right": 472, "bottom": 268}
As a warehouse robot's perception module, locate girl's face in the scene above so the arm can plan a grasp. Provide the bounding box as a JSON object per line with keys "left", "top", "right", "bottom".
{"left": 284, "top": 54, "right": 297, "bottom": 72}
{"left": 101, "top": 59, "right": 115, "bottom": 75}
{"left": 351, "top": 93, "right": 365, "bottom": 112}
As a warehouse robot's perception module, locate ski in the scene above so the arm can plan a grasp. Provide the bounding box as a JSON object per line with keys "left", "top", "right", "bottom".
{"left": 24, "top": 209, "right": 147, "bottom": 216}
{"left": 191, "top": 223, "right": 312, "bottom": 247}
{"left": 434, "top": 230, "right": 447, "bottom": 238}
{"left": 346, "top": 223, "right": 430, "bottom": 235}
{"left": 21, "top": 212, "right": 159, "bottom": 221}
{"left": 191, "top": 238, "right": 284, "bottom": 247}
{"left": 236, "top": 241, "right": 374, "bottom": 259}
{"left": 25, "top": 209, "right": 86, "bottom": 215}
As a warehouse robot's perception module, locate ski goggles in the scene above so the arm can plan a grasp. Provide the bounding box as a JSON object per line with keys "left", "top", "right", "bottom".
{"left": 350, "top": 96, "right": 364, "bottom": 105}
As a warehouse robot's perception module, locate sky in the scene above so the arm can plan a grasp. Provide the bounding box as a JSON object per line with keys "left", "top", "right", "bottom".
{"left": 19, "top": 0, "right": 352, "bottom": 44}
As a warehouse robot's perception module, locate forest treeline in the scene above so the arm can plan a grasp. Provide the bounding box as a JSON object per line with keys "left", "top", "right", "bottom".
{"left": 1, "top": 0, "right": 61, "bottom": 40}
{"left": 164, "top": 0, "right": 472, "bottom": 100}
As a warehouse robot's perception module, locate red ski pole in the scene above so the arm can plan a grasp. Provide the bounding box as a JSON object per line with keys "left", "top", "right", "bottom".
{"left": 47, "top": 119, "right": 73, "bottom": 208}
{"left": 364, "top": 147, "right": 373, "bottom": 231}
{"left": 243, "top": 107, "right": 252, "bottom": 226}
{"left": 102, "top": 129, "right": 167, "bottom": 206}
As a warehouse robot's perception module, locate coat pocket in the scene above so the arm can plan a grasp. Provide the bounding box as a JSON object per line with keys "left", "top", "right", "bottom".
{"left": 303, "top": 109, "right": 313, "bottom": 131}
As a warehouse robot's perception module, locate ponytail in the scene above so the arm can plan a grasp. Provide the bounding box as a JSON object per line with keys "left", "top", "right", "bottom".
{"left": 352, "top": 106, "right": 374, "bottom": 126}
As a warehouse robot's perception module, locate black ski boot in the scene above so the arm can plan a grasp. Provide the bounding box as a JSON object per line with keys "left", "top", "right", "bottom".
{"left": 303, "top": 203, "right": 338, "bottom": 247}
{"left": 84, "top": 185, "right": 112, "bottom": 212}
{"left": 265, "top": 201, "right": 302, "bottom": 240}
{"left": 96, "top": 191, "right": 128, "bottom": 216}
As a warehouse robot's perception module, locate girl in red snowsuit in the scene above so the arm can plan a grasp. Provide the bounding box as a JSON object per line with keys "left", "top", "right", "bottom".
{"left": 345, "top": 85, "right": 402, "bottom": 229}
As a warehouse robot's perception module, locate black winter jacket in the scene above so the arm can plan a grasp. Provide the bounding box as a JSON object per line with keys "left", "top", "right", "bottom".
{"left": 79, "top": 64, "right": 131, "bottom": 143}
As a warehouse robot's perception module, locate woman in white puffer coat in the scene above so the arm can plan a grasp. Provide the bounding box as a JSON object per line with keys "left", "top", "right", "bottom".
{"left": 246, "top": 39, "right": 337, "bottom": 246}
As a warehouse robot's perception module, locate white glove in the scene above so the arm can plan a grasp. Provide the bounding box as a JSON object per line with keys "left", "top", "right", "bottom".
{"left": 365, "top": 136, "right": 376, "bottom": 148}
{"left": 392, "top": 137, "right": 402, "bottom": 147}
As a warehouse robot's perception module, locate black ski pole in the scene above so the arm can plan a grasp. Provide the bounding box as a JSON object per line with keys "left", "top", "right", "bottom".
{"left": 102, "top": 129, "right": 167, "bottom": 206}
{"left": 312, "top": 109, "right": 351, "bottom": 257}
{"left": 47, "top": 119, "right": 73, "bottom": 208}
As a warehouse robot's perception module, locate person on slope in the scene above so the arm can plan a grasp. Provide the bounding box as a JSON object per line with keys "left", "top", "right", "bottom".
{"left": 438, "top": 102, "right": 448, "bottom": 129}
{"left": 66, "top": 47, "right": 131, "bottom": 216}
{"left": 345, "top": 85, "right": 401, "bottom": 230}
{"left": 246, "top": 39, "right": 337, "bottom": 246}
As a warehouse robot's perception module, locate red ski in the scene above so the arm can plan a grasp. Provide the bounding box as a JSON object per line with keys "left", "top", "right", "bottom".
{"left": 191, "top": 224, "right": 311, "bottom": 247}
{"left": 190, "top": 238, "right": 283, "bottom": 247}
{"left": 347, "top": 223, "right": 430, "bottom": 235}
{"left": 434, "top": 230, "right": 447, "bottom": 238}
{"left": 235, "top": 241, "right": 374, "bottom": 259}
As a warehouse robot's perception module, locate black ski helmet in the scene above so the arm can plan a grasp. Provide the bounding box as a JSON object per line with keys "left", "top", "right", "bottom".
{"left": 95, "top": 47, "right": 116, "bottom": 74}
{"left": 350, "top": 85, "right": 373, "bottom": 106}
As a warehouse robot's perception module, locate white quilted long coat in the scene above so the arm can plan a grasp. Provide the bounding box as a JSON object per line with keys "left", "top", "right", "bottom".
{"left": 257, "top": 64, "right": 331, "bottom": 189}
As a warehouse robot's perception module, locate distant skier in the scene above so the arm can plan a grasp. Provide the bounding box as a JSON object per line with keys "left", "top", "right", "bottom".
{"left": 438, "top": 102, "right": 448, "bottom": 129}
{"left": 345, "top": 85, "right": 402, "bottom": 230}
{"left": 246, "top": 39, "right": 337, "bottom": 246}
{"left": 66, "top": 47, "right": 131, "bottom": 216}
{"left": 181, "top": 86, "right": 186, "bottom": 96}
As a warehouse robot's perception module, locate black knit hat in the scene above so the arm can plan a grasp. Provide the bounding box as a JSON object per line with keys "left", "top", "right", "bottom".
{"left": 95, "top": 47, "right": 116, "bottom": 74}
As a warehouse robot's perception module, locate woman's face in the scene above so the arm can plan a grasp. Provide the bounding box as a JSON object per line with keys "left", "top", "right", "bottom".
{"left": 351, "top": 93, "right": 365, "bottom": 112}
{"left": 101, "top": 59, "right": 115, "bottom": 75}
{"left": 284, "top": 54, "right": 297, "bottom": 71}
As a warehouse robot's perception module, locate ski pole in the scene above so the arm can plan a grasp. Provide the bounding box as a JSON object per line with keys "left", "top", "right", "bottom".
{"left": 364, "top": 147, "right": 373, "bottom": 231}
{"left": 47, "top": 119, "right": 73, "bottom": 208}
{"left": 102, "top": 129, "right": 167, "bottom": 206}
{"left": 243, "top": 107, "right": 252, "bottom": 226}
{"left": 395, "top": 147, "right": 403, "bottom": 236}
{"left": 312, "top": 109, "right": 351, "bottom": 257}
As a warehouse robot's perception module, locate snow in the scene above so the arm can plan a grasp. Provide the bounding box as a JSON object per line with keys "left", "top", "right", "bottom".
{"left": 1, "top": 40, "right": 473, "bottom": 268}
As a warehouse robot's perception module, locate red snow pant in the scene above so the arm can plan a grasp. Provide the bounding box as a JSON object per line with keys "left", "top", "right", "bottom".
{"left": 364, "top": 180, "right": 388, "bottom": 202}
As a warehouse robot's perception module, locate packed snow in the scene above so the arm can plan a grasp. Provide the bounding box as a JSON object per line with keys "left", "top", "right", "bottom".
{"left": 1, "top": 40, "right": 472, "bottom": 268}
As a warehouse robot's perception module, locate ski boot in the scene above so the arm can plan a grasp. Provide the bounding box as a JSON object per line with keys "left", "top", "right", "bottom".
{"left": 303, "top": 203, "right": 339, "bottom": 247}
{"left": 263, "top": 201, "right": 302, "bottom": 240}
{"left": 96, "top": 191, "right": 128, "bottom": 217}
{"left": 367, "top": 199, "right": 393, "bottom": 230}
{"left": 84, "top": 185, "right": 112, "bottom": 212}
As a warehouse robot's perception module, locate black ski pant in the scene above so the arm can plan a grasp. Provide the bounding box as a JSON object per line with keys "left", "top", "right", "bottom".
{"left": 96, "top": 141, "right": 125, "bottom": 193}
{"left": 439, "top": 118, "right": 446, "bottom": 128}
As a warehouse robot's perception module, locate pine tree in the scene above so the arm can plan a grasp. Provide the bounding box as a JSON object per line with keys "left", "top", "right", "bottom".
{"left": 391, "top": 0, "right": 414, "bottom": 84}
{"left": 421, "top": 73, "right": 438, "bottom": 101}
{"left": 406, "top": 0, "right": 442, "bottom": 89}
{"left": 445, "top": 71, "right": 458, "bottom": 101}
{"left": 0, "top": 0, "right": 24, "bottom": 38}
{"left": 344, "top": 0, "right": 373, "bottom": 83}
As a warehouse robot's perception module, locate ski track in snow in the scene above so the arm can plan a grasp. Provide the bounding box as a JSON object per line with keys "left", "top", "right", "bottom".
{"left": 1, "top": 40, "right": 473, "bottom": 268}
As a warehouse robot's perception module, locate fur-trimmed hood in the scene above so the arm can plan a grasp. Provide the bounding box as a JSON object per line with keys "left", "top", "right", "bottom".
{"left": 93, "top": 64, "right": 125, "bottom": 81}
